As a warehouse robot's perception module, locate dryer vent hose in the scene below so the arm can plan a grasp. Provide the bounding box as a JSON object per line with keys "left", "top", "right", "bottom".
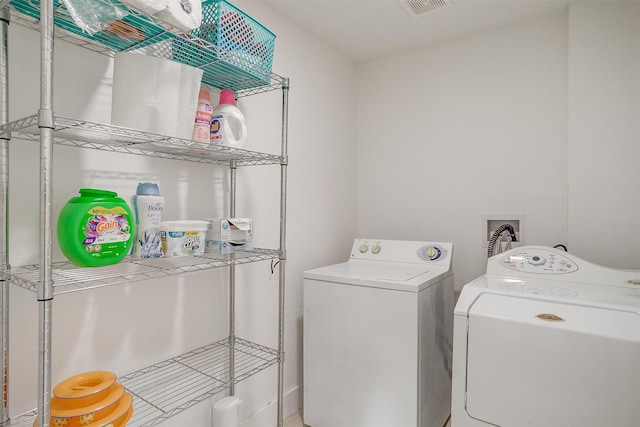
{"left": 487, "top": 223, "right": 517, "bottom": 258}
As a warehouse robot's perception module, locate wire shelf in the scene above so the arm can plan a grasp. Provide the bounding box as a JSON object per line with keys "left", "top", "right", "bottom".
{"left": 5, "top": 248, "right": 279, "bottom": 294}
{"left": 0, "top": 115, "right": 283, "bottom": 166}
{"left": 8, "top": 337, "right": 279, "bottom": 427}
{"left": 121, "top": 337, "right": 279, "bottom": 427}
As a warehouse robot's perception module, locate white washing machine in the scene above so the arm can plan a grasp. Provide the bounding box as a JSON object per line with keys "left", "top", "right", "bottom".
{"left": 303, "top": 238, "right": 454, "bottom": 427}
{"left": 451, "top": 246, "right": 640, "bottom": 427}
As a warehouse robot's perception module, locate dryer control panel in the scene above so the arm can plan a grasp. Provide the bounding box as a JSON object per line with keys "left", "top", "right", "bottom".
{"left": 485, "top": 245, "right": 640, "bottom": 287}
{"left": 502, "top": 248, "right": 578, "bottom": 274}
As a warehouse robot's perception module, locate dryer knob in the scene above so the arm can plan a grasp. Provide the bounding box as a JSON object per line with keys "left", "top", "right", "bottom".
{"left": 426, "top": 247, "right": 439, "bottom": 260}
{"left": 528, "top": 255, "right": 547, "bottom": 266}
{"left": 359, "top": 244, "right": 369, "bottom": 253}
{"left": 371, "top": 245, "right": 381, "bottom": 254}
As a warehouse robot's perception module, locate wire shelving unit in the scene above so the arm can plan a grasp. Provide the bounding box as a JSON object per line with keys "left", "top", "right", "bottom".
{"left": 0, "top": 0, "right": 289, "bottom": 425}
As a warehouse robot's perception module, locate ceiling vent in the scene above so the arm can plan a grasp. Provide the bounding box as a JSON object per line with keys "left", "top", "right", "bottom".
{"left": 400, "top": 0, "right": 453, "bottom": 17}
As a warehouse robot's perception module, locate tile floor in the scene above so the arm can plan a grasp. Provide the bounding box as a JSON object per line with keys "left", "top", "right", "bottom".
{"left": 283, "top": 411, "right": 451, "bottom": 427}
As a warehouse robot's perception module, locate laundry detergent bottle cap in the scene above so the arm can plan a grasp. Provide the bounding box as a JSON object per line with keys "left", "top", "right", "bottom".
{"left": 57, "top": 188, "right": 134, "bottom": 267}
{"left": 210, "top": 89, "right": 248, "bottom": 149}
{"left": 219, "top": 89, "right": 236, "bottom": 106}
{"left": 136, "top": 182, "right": 160, "bottom": 196}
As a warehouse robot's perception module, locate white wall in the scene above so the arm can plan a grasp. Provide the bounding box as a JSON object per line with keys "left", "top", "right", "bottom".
{"left": 356, "top": 12, "right": 570, "bottom": 291}
{"left": 5, "top": 1, "right": 357, "bottom": 425}
{"left": 567, "top": 1, "right": 640, "bottom": 268}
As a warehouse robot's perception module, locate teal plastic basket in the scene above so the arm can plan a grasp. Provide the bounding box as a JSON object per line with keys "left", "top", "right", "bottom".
{"left": 9, "top": 0, "right": 169, "bottom": 52}
{"left": 171, "top": 0, "right": 276, "bottom": 90}
{"left": 10, "top": 0, "right": 276, "bottom": 91}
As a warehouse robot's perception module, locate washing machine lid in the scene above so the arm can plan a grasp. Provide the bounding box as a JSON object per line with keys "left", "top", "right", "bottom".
{"left": 304, "top": 259, "right": 452, "bottom": 292}
{"left": 303, "top": 239, "right": 454, "bottom": 292}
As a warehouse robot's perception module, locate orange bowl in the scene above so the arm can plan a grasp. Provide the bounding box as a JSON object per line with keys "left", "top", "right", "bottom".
{"left": 51, "top": 382, "right": 124, "bottom": 420}
{"left": 117, "top": 405, "right": 134, "bottom": 426}
{"left": 53, "top": 371, "right": 117, "bottom": 405}
{"left": 82, "top": 392, "right": 133, "bottom": 427}
{"left": 33, "top": 390, "right": 132, "bottom": 427}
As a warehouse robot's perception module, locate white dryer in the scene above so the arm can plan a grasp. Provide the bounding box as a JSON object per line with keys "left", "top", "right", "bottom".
{"left": 452, "top": 246, "right": 640, "bottom": 427}
{"left": 303, "top": 239, "right": 454, "bottom": 427}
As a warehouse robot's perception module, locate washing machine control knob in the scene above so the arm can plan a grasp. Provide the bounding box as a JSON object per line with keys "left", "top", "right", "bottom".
{"left": 418, "top": 245, "right": 447, "bottom": 261}
{"left": 371, "top": 245, "right": 381, "bottom": 254}
{"left": 359, "top": 244, "right": 369, "bottom": 253}
{"left": 426, "top": 247, "right": 439, "bottom": 260}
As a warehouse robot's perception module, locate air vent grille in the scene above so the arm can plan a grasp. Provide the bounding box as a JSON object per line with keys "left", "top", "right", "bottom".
{"left": 400, "top": 0, "right": 452, "bottom": 17}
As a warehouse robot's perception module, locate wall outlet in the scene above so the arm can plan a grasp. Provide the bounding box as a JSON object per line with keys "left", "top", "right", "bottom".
{"left": 482, "top": 214, "right": 525, "bottom": 248}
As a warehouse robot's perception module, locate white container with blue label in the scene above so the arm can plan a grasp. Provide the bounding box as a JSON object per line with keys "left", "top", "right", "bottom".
{"left": 205, "top": 218, "right": 253, "bottom": 254}
{"left": 160, "top": 220, "right": 208, "bottom": 257}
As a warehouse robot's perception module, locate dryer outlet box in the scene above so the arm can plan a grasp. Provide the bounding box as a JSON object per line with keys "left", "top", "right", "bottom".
{"left": 482, "top": 214, "right": 525, "bottom": 248}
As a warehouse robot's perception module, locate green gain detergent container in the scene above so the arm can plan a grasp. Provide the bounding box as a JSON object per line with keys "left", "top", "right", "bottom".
{"left": 57, "top": 188, "right": 135, "bottom": 267}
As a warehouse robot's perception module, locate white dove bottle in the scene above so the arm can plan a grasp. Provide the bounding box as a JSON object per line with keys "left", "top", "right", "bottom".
{"left": 131, "top": 182, "right": 164, "bottom": 259}
{"left": 210, "top": 89, "right": 248, "bottom": 149}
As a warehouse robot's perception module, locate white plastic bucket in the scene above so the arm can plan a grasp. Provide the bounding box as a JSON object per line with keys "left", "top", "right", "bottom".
{"left": 211, "top": 396, "right": 241, "bottom": 427}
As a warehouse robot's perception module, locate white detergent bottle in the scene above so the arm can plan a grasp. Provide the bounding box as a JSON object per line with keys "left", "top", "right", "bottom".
{"left": 131, "top": 182, "right": 165, "bottom": 259}
{"left": 210, "top": 89, "right": 248, "bottom": 149}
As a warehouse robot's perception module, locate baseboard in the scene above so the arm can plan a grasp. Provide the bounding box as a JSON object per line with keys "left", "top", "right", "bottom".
{"left": 240, "top": 384, "right": 302, "bottom": 427}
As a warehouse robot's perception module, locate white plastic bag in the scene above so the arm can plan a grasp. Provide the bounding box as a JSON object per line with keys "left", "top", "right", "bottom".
{"left": 60, "top": 0, "right": 126, "bottom": 35}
